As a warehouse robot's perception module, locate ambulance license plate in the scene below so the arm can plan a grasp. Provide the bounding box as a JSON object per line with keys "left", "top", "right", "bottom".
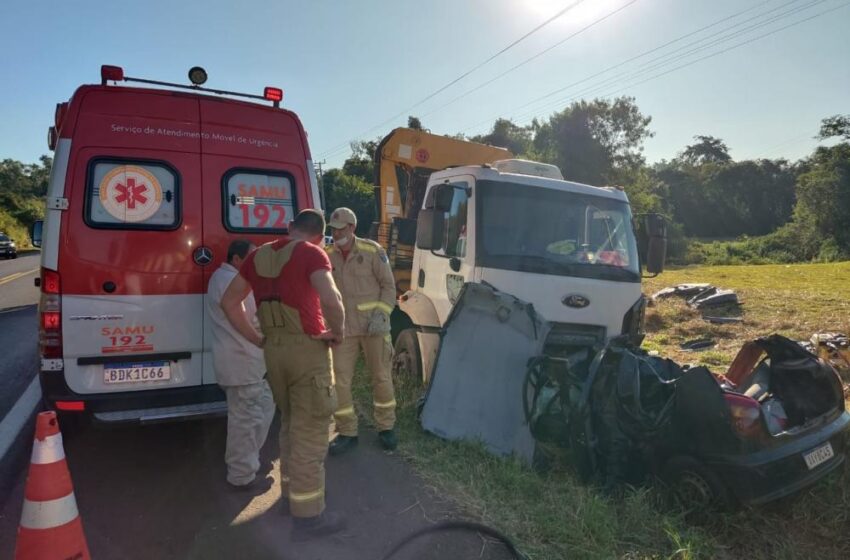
{"left": 103, "top": 361, "right": 171, "bottom": 384}
{"left": 803, "top": 442, "right": 834, "bottom": 470}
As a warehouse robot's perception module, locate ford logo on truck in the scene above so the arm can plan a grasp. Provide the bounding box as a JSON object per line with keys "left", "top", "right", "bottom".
{"left": 562, "top": 294, "right": 590, "bottom": 308}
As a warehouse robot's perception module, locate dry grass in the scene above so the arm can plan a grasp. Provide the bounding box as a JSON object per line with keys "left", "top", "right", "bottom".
{"left": 349, "top": 261, "right": 850, "bottom": 559}
{"left": 643, "top": 262, "right": 850, "bottom": 376}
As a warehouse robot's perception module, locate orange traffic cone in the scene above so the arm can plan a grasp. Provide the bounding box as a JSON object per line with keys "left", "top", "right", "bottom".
{"left": 15, "top": 411, "right": 91, "bottom": 560}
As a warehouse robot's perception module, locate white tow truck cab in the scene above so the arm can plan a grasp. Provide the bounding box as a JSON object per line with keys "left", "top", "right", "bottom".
{"left": 393, "top": 159, "right": 666, "bottom": 383}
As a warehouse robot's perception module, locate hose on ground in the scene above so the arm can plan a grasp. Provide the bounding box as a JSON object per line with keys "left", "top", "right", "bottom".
{"left": 380, "top": 520, "right": 527, "bottom": 560}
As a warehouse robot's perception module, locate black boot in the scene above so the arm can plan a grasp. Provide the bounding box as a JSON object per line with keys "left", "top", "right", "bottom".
{"left": 378, "top": 429, "right": 398, "bottom": 451}
{"left": 291, "top": 511, "right": 347, "bottom": 541}
{"left": 329, "top": 435, "right": 358, "bottom": 456}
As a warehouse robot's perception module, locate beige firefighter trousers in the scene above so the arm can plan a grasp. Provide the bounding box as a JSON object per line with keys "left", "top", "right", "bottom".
{"left": 332, "top": 334, "right": 396, "bottom": 436}
{"left": 264, "top": 332, "right": 337, "bottom": 518}
{"left": 223, "top": 381, "right": 275, "bottom": 486}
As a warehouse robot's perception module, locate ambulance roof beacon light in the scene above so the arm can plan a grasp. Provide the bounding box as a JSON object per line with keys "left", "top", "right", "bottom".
{"left": 264, "top": 87, "right": 283, "bottom": 107}
{"left": 101, "top": 65, "right": 124, "bottom": 84}
{"left": 97, "top": 64, "right": 283, "bottom": 108}
{"left": 188, "top": 66, "right": 208, "bottom": 86}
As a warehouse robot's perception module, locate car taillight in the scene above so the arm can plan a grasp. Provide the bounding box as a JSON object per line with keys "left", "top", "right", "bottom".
{"left": 724, "top": 393, "right": 765, "bottom": 439}
{"left": 39, "top": 269, "right": 63, "bottom": 360}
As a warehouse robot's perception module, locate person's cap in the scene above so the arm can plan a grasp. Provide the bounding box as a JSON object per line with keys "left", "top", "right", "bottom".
{"left": 328, "top": 207, "right": 357, "bottom": 229}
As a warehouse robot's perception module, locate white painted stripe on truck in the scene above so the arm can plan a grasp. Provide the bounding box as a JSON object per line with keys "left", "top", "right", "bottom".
{"left": 42, "top": 138, "right": 71, "bottom": 271}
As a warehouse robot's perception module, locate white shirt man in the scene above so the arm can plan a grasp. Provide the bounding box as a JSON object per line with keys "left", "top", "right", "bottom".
{"left": 207, "top": 240, "right": 275, "bottom": 489}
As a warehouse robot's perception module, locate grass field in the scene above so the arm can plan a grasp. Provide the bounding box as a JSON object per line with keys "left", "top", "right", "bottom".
{"left": 352, "top": 261, "right": 850, "bottom": 559}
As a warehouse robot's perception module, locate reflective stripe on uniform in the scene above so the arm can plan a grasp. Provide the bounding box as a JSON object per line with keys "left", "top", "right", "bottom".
{"left": 373, "top": 399, "right": 397, "bottom": 409}
{"left": 357, "top": 301, "right": 393, "bottom": 315}
{"left": 289, "top": 487, "right": 325, "bottom": 503}
{"left": 334, "top": 406, "right": 356, "bottom": 417}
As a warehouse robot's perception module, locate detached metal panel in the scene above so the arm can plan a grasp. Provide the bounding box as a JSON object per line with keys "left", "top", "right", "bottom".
{"left": 420, "top": 283, "right": 545, "bottom": 463}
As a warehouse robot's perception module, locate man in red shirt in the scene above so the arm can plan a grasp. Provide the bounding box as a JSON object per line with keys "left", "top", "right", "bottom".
{"left": 221, "top": 209, "right": 346, "bottom": 540}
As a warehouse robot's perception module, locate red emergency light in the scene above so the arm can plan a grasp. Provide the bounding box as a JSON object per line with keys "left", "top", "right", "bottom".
{"left": 101, "top": 65, "right": 124, "bottom": 84}
{"left": 264, "top": 87, "right": 283, "bottom": 106}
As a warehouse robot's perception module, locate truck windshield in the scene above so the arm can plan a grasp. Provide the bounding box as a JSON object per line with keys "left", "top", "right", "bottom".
{"left": 477, "top": 180, "right": 640, "bottom": 283}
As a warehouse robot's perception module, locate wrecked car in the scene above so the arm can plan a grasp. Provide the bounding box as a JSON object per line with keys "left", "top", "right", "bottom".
{"left": 419, "top": 283, "right": 849, "bottom": 508}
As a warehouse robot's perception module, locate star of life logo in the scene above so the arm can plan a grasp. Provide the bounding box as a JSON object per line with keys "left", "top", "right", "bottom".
{"left": 99, "top": 165, "right": 163, "bottom": 223}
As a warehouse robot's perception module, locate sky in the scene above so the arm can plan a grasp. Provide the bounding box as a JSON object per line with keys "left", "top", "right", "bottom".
{"left": 1, "top": 0, "right": 848, "bottom": 170}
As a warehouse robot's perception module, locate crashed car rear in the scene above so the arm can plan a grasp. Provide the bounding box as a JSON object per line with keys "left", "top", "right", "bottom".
{"left": 419, "top": 283, "right": 849, "bottom": 508}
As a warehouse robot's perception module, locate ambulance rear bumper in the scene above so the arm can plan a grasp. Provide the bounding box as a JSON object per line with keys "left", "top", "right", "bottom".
{"left": 39, "top": 370, "right": 227, "bottom": 425}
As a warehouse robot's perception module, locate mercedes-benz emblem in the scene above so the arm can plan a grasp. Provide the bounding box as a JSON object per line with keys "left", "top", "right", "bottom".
{"left": 193, "top": 246, "right": 213, "bottom": 266}
{"left": 562, "top": 294, "right": 590, "bottom": 308}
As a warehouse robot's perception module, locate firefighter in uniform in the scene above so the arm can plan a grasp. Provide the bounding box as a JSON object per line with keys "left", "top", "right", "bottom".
{"left": 326, "top": 207, "right": 398, "bottom": 454}
{"left": 221, "top": 209, "right": 347, "bottom": 539}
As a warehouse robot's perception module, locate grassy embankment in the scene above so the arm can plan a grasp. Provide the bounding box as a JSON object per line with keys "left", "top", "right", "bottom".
{"left": 352, "top": 262, "right": 850, "bottom": 559}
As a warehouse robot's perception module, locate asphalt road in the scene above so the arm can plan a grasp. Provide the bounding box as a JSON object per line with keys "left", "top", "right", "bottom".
{"left": 0, "top": 253, "right": 515, "bottom": 558}
{"left": 0, "top": 252, "right": 40, "bottom": 419}
{"left": 0, "top": 418, "right": 516, "bottom": 560}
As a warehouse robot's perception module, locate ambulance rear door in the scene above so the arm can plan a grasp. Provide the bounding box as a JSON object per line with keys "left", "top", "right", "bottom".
{"left": 59, "top": 90, "right": 206, "bottom": 394}
{"left": 198, "top": 99, "right": 308, "bottom": 383}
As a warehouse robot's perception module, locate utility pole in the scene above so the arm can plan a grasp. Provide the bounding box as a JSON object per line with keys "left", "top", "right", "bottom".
{"left": 314, "top": 159, "right": 327, "bottom": 210}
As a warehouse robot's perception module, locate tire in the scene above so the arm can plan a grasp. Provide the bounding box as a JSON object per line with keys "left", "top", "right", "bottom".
{"left": 392, "top": 328, "right": 423, "bottom": 386}
{"left": 662, "top": 456, "right": 734, "bottom": 512}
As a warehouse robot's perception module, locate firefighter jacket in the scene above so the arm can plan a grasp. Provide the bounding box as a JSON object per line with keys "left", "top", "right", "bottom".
{"left": 327, "top": 237, "right": 396, "bottom": 337}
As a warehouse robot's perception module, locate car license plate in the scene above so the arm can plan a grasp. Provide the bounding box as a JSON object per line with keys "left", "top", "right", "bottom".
{"left": 103, "top": 361, "right": 171, "bottom": 384}
{"left": 803, "top": 442, "right": 834, "bottom": 470}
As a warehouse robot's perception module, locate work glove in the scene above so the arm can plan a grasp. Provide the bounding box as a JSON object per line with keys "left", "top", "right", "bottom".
{"left": 367, "top": 309, "right": 390, "bottom": 335}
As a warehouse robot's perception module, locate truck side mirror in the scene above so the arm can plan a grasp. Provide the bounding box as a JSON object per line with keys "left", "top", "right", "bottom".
{"left": 416, "top": 209, "right": 444, "bottom": 251}
{"left": 644, "top": 214, "right": 666, "bottom": 275}
{"left": 31, "top": 220, "right": 43, "bottom": 248}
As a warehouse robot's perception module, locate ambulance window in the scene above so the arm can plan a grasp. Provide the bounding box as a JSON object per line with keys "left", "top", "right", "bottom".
{"left": 86, "top": 161, "right": 179, "bottom": 229}
{"left": 223, "top": 170, "right": 296, "bottom": 233}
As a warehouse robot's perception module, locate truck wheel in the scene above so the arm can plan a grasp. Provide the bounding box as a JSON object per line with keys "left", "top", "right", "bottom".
{"left": 393, "top": 328, "right": 423, "bottom": 386}
{"left": 662, "top": 456, "right": 733, "bottom": 511}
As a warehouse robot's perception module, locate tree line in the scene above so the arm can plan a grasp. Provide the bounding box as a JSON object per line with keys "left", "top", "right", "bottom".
{"left": 2, "top": 106, "right": 848, "bottom": 264}
{"left": 0, "top": 155, "right": 51, "bottom": 248}
{"left": 323, "top": 103, "right": 850, "bottom": 264}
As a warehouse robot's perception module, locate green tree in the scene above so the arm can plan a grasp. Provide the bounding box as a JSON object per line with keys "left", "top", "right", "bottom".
{"left": 817, "top": 114, "right": 850, "bottom": 141}
{"left": 531, "top": 97, "right": 653, "bottom": 185}
{"left": 0, "top": 156, "right": 52, "bottom": 246}
{"left": 679, "top": 135, "right": 732, "bottom": 165}
{"left": 793, "top": 143, "right": 850, "bottom": 255}
{"left": 342, "top": 139, "right": 380, "bottom": 183}
{"left": 407, "top": 116, "right": 424, "bottom": 131}
{"left": 321, "top": 169, "right": 376, "bottom": 236}
{"left": 470, "top": 118, "right": 533, "bottom": 156}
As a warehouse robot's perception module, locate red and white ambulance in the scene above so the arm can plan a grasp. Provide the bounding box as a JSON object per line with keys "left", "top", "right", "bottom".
{"left": 34, "top": 65, "right": 321, "bottom": 424}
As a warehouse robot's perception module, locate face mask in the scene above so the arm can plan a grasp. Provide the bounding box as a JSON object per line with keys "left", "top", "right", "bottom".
{"left": 336, "top": 235, "right": 351, "bottom": 247}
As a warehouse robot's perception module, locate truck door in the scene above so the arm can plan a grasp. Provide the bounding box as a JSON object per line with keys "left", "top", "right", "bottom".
{"left": 60, "top": 147, "right": 205, "bottom": 394}
{"left": 415, "top": 178, "right": 475, "bottom": 324}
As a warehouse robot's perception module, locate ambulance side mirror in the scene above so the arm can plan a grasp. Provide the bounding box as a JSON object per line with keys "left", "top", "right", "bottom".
{"left": 31, "top": 220, "right": 43, "bottom": 248}
{"left": 416, "top": 209, "right": 444, "bottom": 251}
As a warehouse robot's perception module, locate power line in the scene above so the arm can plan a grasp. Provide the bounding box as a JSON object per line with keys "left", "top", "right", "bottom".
{"left": 499, "top": 0, "right": 826, "bottom": 127}
{"left": 458, "top": 0, "right": 828, "bottom": 136}
{"left": 420, "top": 0, "right": 639, "bottom": 120}
{"left": 497, "top": 1, "right": 849, "bottom": 135}
{"left": 314, "top": 0, "right": 589, "bottom": 160}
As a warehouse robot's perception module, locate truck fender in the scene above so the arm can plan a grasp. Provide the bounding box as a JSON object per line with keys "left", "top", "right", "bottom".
{"left": 398, "top": 291, "right": 440, "bottom": 329}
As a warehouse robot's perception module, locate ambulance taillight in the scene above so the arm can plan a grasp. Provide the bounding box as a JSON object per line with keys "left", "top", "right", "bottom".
{"left": 39, "top": 269, "right": 63, "bottom": 360}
